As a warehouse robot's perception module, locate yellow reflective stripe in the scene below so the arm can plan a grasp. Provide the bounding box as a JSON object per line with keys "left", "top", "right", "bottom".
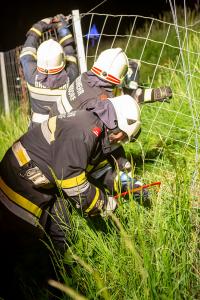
{"left": 114, "top": 178, "right": 119, "bottom": 193}
{"left": 57, "top": 172, "right": 87, "bottom": 188}
{"left": 16, "top": 149, "right": 29, "bottom": 165}
{"left": 12, "top": 142, "right": 30, "bottom": 166}
{"left": 48, "top": 116, "right": 57, "bottom": 142}
{"left": 94, "top": 160, "right": 109, "bottom": 171}
{"left": 0, "top": 178, "right": 42, "bottom": 218}
{"left": 85, "top": 187, "right": 100, "bottom": 213}
{"left": 20, "top": 51, "right": 37, "bottom": 59}
{"left": 30, "top": 27, "right": 42, "bottom": 36}
{"left": 65, "top": 55, "right": 77, "bottom": 64}
{"left": 114, "top": 171, "right": 123, "bottom": 193}
{"left": 86, "top": 164, "right": 94, "bottom": 172}
{"left": 59, "top": 34, "right": 72, "bottom": 45}
{"left": 86, "top": 160, "right": 109, "bottom": 173}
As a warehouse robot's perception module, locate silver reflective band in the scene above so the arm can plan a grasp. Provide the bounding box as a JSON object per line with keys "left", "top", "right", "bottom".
{"left": 60, "top": 93, "right": 73, "bottom": 113}
{"left": 32, "top": 112, "right": 49, "bottom": 123}
{"left": 41, "top": 121, "right": 51, "bottom": 144}
{"left": 29, "top": 93, "right": 62, "bottom": 102}
{"left": 63, "top": 180, "right": 90, "bottom": 197}
{"left": 55, "top": 97, "right": 67, "bottom": 114}
{"left": 144, "top": 88, "right": 153, "bottom": 102}
{"left": 20, "top": 46, "right": 37, "bottom": 58}
{"left": 27, "top": 83, "right": 67, "bottom": 94}
{"left": 90, "top": 164, "right": 112, "bottom": 180}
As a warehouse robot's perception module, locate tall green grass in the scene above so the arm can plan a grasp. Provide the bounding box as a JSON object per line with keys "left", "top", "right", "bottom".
{"left": 0, "top": 107, "right": 28, "bottom": 159}
{"left": 0, "top": 7, "right": 199, "bottom": 300}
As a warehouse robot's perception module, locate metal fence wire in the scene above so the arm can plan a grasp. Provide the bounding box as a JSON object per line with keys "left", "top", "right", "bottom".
{"left": 0, "top": 9, "right": 199, "bottom": 194}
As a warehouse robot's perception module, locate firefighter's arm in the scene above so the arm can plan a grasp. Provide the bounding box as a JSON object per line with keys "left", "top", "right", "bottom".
{"left": 133, "top": 86, "right": 173, "bottom": 104}
{"left": 64, "top": 178, "right": 117, "bottom": 217}
{"left": 19, "top": 36, "right": 38, "bottom": 83}
{"left": 53, "top": 14, "right": 73, "bottom": 45}
{"left": 92, "top": 145, "right": 149, "bottom": 204}
{"left": 53, "top": 123, "right": 116, "bottom": 217}
{"left": 53, "top": 14, "right": 78, "bottom": 80}
{"left": 26, "top": 17, "right": 53, "bottom": 39}
{"left": 19, "top": 17, "right": 53, "bottom": 78}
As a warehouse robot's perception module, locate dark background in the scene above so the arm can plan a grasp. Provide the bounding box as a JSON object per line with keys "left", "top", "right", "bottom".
{"left": 0, "top": 0, "right": 198, "bottom": 50}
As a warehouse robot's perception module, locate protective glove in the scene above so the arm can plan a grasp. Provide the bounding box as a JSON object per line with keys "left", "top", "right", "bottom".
{"left": 53, "top": 14, "right": 69, "bottom": 29}
{"left": 151, "top": 86, "right": 172, "bottom": 102}
{"left": 119, "top": 172, "right": 150, "bottom": 205}
{"left": 53, "top": 14, "right": 72, "bottom": 44}
{"left": 101, "top": 196, "right": 117, "bottom": 217}
{"left": 40, "top": 17, "right": 54, "bottom": 31}
{"left": 53, "top": 14, "right": 66, "bottom": 23}
{"left": 41, "top": 17, "right": 53, "bottom": 25}
{"left": 134, "top": 86, "right": 172, "bottom": 104}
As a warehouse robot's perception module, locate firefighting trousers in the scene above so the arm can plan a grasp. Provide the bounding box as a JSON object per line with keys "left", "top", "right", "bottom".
{"left": 0, "top": 148, "right": 70, "bottom": 253}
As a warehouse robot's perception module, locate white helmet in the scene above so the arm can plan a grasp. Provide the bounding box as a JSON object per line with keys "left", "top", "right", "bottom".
{"left": 91, "top": 48, "right": 129, "bottom": 85}
{"left": 108, "top": 95, "right": 141, "bottom": 141}
{"left": 37, "top": 39, "right": 65, "bottom": 75}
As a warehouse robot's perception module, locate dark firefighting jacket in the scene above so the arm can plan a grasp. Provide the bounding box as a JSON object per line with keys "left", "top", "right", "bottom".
{"left": 49, "top": 71, "right": 122, "bottom": 117}
{"left": 49, "top": 70, "right": 134, "bottom": 179}
{"left": 20, "top": 19, "right": 79, "bottom": 128}
{"left": 0, "top": 110, "right": 124, "bottom": 239}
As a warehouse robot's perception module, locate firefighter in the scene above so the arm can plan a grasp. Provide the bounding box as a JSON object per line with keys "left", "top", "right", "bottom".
{"left": 0, "top": 94, "right": 150, "bottom": 298}
{"left": 20, "top": 14, "right": 79, "bottom": 129}
{"left": 50, "top": 47, "right": 172, "bottom": 116}
{"left": 0, "top": 95, "right": 147, "bottom": 255}
{"left": 48, "top": 47, "right": 172, "bottom": 192}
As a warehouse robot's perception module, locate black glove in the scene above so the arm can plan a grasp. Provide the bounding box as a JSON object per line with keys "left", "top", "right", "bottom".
{"left": 136, "top": 86, "right": 173, "bottom": 104}
{"left": 119, "top": 172, "right": 150, "bottom": 206}
{"left": 53, "top": 14, "right": 72, "bottom": 44}
{"left": 53, "top": 14, "right": 69, "bottom": 29}
{"left": 131, "top": 180, "right": 150, "bottom": 206}
{"left": 151, "top": 86, "right": 172, "bottom": 103}
{"left": 41, "top": 17, "right": 53, "bottom": 25}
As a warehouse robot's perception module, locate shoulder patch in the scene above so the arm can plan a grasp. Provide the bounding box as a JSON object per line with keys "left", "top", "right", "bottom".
{"left": 92, "top": 127, "right": 101, "bottom": 137}
{"left": 100, "top": 94, "right": 108, "bottom": 101}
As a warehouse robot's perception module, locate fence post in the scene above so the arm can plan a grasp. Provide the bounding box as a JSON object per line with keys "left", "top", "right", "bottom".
{"left": 0, "top": 52, "right": 10, "bottom": 116}
{"left": 72, "top": 10, "right": 87, "bottom": 73}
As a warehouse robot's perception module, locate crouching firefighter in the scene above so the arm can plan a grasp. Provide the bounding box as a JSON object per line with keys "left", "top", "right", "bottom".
{"left": 0, "top": 95, "right": 149, "bottom": 258}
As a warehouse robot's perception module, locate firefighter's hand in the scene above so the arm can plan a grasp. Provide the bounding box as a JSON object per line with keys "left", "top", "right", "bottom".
{"left": 41, "top": 17, "right": 53, "bottom": 25}
{"left": 120, "top": 172, "right": 136, "bottom": 193}
{"left": 152, "top": 86, "right": 173, "bottom": 103}
{"left": 130, "top": 180, "right": 149, "bottom": 205}
{"left": 119, "top": 172, "right": 149, "bottom": 205}
{"left": 53, "top": 14, "right": 70, "bottom": 28}
{"left": 53, "top": 14, "right": 66, "bottom": 23}
{"left": 52, "top": 14, "right": 71, "bottom": 38}
{"left": 101, "top": 196, "right": 117, "bottom": 217}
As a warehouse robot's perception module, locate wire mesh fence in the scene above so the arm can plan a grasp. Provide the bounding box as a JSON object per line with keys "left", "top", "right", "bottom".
{"left": 0, "top": 10, "right": 199, "bottom": 190}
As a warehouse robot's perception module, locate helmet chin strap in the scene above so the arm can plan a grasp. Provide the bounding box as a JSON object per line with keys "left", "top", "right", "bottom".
{"left": 102, "top": 127, "right": 124, "bottom": 154}
{"left": 102, "top": 126, "right": 142, "bottom": 154}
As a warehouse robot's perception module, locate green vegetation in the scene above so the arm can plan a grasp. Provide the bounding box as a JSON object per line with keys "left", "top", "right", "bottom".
{"left": 0, "top": 107, "right": 28, "bottom": 158}
{"left": 0, "top": 7, "right": 199, "bottom": 300}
